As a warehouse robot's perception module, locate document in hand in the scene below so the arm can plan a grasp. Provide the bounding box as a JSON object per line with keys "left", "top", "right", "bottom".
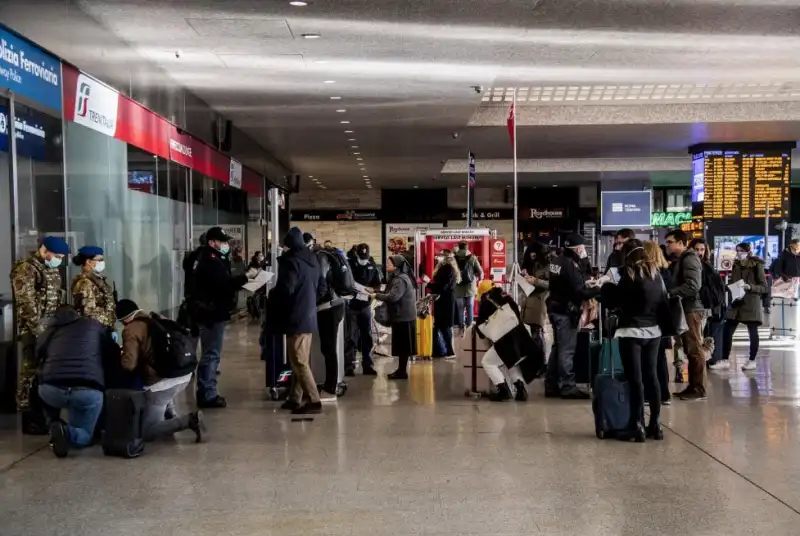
{"left": 515, "top": 273, "right": 535, "bottom": 296}
{"left": 353, "top": 282, "right": 370, "bottom": 301}
{"left": 243, "top": 270, "right": 273, "bottom": 293}
{"left": 728, "top": 279, "right": 746, "bottom": 302}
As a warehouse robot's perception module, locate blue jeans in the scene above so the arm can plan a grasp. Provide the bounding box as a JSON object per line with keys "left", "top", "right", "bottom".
{"left": 197, "top": 321, "right": 226, "bottom": 400}
{"left": 434, "top": 325, "right": 454, "bottom": 356}
{"left": 38, "top": 384, "right": 103, "bottom": 447}
{"left": 457, "top": 296, "right": 475, "bottom": 327}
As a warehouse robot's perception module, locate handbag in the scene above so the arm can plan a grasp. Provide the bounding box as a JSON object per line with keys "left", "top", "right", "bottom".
{"left": 374, "top": 302, "right": 391, "bottom": 327}
{"left": 657, "top": 275, "right": 687, "bottom": 337}
{"left": 477, "top": 301, "right": 518, "bottom": 343}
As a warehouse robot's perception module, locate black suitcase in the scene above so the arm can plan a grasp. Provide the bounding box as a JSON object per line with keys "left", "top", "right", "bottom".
{"left": 591, "top": 306, "right": 631, "bottom": 439}
{"left": 102, "top": 389, "right": 146, "bottom": 458}
{"left": 261, "top": 332, "right": 291, "bottom": 400}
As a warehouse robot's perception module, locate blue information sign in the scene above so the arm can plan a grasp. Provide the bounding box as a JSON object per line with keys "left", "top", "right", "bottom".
{"left": 601, "top": 190, "right": 652, "bottom": 229}
{"left": 0, "top": 27, "right": 61, "bottom": 111}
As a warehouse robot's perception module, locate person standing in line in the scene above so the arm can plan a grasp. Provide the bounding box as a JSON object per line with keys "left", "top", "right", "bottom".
{"left": 773, "top": 239, "right": 800, "bottom": 281}
{"left": 428, "top": 249, "right": 460, "bottom": 359}
{"left": 604, "top": 228, "right": 635, "bottom": 274}
{"left": 719, "top": 243, "right": 766, "bottom": 372}
{"left": 71, "top": 246, "right": 116, "bottom": 329}
{"left": 664, "top": 230, "right": 707, "bottom": 401}
{"left": 643, "top": 241, "right": 673, "bottom": 406}
{"left": 600, "top": 239, "right": 666, "bottom": 442}
{"left": 11, "top": 236, "right": 70, "bottom": 435}
{"left": 545, "top": 234, "right": 600, "bottom": 400}
{"left": 520, "top": 242, "right": 553, "bottom": 363}
{"left": 345, "top": 243, "right": 381, "bottom": 376}
{"left": 454, "top": 241, "right": 484, "bottom": 329}
{"left": 188, "top": 227, "right": 257, "bottom": 409}
{"left": 266, "top": 227, "right": 325, "bottom": 414}
{"left": 367, "top": 255, "right": 417, "bottom": 380}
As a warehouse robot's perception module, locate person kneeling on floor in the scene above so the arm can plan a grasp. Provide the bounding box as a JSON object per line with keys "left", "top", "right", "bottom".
{"left": 117, "top": 299, "right": 203, "bottom": 443}
{"left": 476, "top": 287, "right": 543, "bottom": 402}
{"left": 38, "top": 305, "right": 120, "bottom": 458}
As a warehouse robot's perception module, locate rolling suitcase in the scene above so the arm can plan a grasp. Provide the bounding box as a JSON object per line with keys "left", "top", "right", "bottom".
{"left": 458, "top": 325, "right": 493, "bottom": 396}
{"left": 102, "top": 389, "right": 146, "bottom": 458}
{"left": 261, "top": 332, "right": 291, "bottom": 401}
{"left": 591, "top": 305, "right": 630, "bottom": 439}
{"left": 770, "top": 297, "right": 800, "bottom": 339}
{"left": 574, "top": 328, "right": 601, "bottom": 385}
{"left": 310, "top": 319, "right": 347, "bottom": 396}
{"left": 416, "top": 315, "right": 434, "bottom": 359}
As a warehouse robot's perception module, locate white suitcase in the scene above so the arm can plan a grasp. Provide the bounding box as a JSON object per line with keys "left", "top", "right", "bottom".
{"left": 456, "top": 325, "right": 493, "bottom": 397}
{"left": 310, "top": 320, "right": 347, "bottom": 396}
{"left": 770, "top": 298, "right": 800, "bottom": 339}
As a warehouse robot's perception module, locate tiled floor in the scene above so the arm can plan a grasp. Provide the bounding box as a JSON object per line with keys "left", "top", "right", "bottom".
{"left": 2, "top": 322, "right": 800, "bottom": 535}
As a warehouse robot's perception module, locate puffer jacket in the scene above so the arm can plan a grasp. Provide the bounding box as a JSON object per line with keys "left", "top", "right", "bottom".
{"left": 727, "top": 257, "right": 767, "bottom": 325}
{"left": 37, "top": 306, "right": 117, "bottom": 391}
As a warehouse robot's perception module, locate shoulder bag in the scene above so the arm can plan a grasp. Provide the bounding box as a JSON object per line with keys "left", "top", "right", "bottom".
{"left": 656, "top": 274, "right": 687, "bottom": 337}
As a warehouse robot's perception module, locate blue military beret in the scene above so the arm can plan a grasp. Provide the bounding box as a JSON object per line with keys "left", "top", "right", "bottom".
{"left": 42, "top": 236, "right": 70, "bottom": 255}
{"left": 78, "top": 245, "right": 104, "bottom": 257}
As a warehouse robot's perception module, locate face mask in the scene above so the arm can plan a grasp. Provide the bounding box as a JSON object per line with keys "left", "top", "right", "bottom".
{"left": 93, "top": 261, "right": 106, "bottom": 274}
{"left": 357, "top": 258, "right": 368, "bottom": 266}
{"left": 46, "top": 257, "right": 62, "bottom": 269}
{"left": 736, "top": 252, "right": 748, "bottom": 261}
{"left": 578, "top": 249, "right": 588, "bottom": 259}
{"left": 219, "top": 244, "right": 230, "bottom": 255}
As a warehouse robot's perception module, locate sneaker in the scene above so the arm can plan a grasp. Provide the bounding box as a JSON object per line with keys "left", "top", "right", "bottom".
{"left": 444, "top": 354, "right": 457, "bottom": 360}
{"left": 741, "top": 360, "right": 757, "bottom": 371}
{"left": 292, "top": 402, "right": 322, "bottom": 415}
{"left": 661, "top": 398, "right": 672, "bottom": 406}
{"left": 673, "top": 387, "right": 695, "bottom": 398}
{"left": 679, "top": 389, "right": 707, "bottom": 402}
{"left": 197, "top": 395, "right": 227, "bottom": 409}
{"left": 188, "top": 411, "right": 204, "bottom": 443}
{"left": 49, "top": 421, "right": 69, "bottom": 458}
{"left": 709, "top": 360, "right": 730, "bottom": 371}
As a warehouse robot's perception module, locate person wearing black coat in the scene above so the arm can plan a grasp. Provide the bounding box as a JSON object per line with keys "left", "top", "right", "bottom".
{"left": 428, "top": 251, "right": 459, "bottom": 358}
{"left": 644, "top": 240, "right": 673, "bottom": 405}
{"left": 345, "top": 244, "right": 382, "bottom": 376}
{"left": 189, "top": 226, "right": 256, "bottom": 408}
{"left": 476, "top": 287, "right": 540, "bottom": 402}
{"left": 774, "top": 240, "right": 800, "bottom": 280}
{"left": 600, "top": 240, "right": 666, "bottom": 443}
{"left": 36, "top": 305, "right": 119, "bottom": 457}
{"left": 266, "top": 227, "right": 327, "bottom": 414}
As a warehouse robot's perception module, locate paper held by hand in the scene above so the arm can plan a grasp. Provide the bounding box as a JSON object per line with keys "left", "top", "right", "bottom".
{"left": 515, "top": 273, "right": 535, "bottom": 296}
{"left": 728, "top": 279, "right": 746, "bottom": 301}
{"left": 243, "top": 270, "right": 273, "bottom": 293}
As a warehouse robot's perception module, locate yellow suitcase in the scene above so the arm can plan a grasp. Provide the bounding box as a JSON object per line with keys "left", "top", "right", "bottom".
{"left": 416, "top": 315, "right": 434, "bottom": 358}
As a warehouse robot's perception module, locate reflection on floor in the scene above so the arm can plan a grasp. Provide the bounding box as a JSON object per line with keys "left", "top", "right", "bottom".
{"left": 1, "top": 321, "right": 800, "bottom": 535}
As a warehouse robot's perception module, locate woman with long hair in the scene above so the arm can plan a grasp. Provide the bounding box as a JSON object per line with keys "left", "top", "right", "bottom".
{"left": 644, "top": 241, "right": 672, "bottom": 405}
{"left": 600, "top": 239, "right": 666, "bottom": 442}
{"left": 429, "top": 250, "right": 460, "bottom": 357}
{"left": 369, "top": 255, "right": 418, "bottom": 380}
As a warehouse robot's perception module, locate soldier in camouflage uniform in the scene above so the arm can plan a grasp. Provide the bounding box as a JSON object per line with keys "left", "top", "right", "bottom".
{"left": 71, "top": 246, "right": 116, "bottom": 328}
{"left": 10, "top": 236, "right": 70, "bottom": 434}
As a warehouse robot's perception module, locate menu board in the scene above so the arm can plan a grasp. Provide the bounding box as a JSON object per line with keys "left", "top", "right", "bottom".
{"left": 698, "top": 149, "right": 790, "bottom": 220}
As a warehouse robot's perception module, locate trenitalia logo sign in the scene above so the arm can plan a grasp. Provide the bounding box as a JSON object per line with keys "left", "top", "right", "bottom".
{"left": 73, "top": 74, "right": 118, "bottom": 136}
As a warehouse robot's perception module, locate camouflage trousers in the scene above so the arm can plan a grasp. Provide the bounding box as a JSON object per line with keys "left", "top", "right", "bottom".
{"left": 16, "top": 334, "right": 37, "bottom": 411}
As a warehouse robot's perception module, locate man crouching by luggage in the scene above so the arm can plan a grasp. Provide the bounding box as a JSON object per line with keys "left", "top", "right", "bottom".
{"left": 545, "top": 234, "right": 601, "bottom": 400}
{"left": 37, "top": 305, "right": 119, "bottom": 458}
{"left": 117, "top": 299, "right": 203, "bottom": 443}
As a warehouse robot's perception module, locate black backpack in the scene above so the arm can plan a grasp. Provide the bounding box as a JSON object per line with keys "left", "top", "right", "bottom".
{"left": 456, "top": 256, "right": 476, "bottom": 283}
{"left": 699, "top": 263, "right": 725, "bottom": 311}
{"left": 143, "top": 314, "right": 198, "bottom": 378}
{"left": 318, "top": 250, "right": 355, "bottom": 298}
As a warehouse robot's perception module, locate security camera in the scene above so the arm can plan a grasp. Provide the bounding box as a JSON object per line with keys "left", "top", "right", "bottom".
{"left": 451, "top": 132, "right": 459, "bottom": 140}
{"left": 471, "top": 85, "right": 483, "bottom": 94}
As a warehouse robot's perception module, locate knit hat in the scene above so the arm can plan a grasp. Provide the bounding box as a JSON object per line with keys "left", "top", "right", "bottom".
{"left": 115, "top": 299, "right": 140, "bottom": 321}
{"left": 42, "top": 236, "right": 70, "bottom": 255}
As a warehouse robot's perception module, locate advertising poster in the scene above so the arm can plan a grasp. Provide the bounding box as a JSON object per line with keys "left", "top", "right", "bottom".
{"left": 714, "top": 235, "right": 779, "bottom": 272}
{"left": 384, "top": 223, "right": 443, "bottom": 260}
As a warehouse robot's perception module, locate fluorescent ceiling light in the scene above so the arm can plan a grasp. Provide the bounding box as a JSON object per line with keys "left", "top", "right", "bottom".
{"left": 344, "top": 130, "right": 354, "bottom": 133}
{"left": 323, "top": 80, "right": 336, "bottom": 84}
{"left": 353, "top": 152, "right": 361, "bottom": 155}
{"left": 351, "top": 145, "right": 359, "bottom": 148}
{"left": 356, "top": 157, "right": 363, "bottom": 161}
{"left": 340, "top": 120, "right": 350, "bottom": 124}
{"left": 336, "top": 109, "right": 347, "bottom": 113}
{"left": 302, "top": 33, "right": 321, "bottom": 39}
{"left": 330, "top": 96, "right": 342, "bottom": 100}
{"left": 363, "top": 176, "right": 369, "bottom": 178}
{"left": 289, "top": 1, "right": 308, "bottom": 5}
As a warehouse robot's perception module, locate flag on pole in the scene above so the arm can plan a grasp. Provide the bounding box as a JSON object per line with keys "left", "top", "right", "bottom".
{"left": 506, "top": 100, "right": 515, "bottom": 146}
{"left": 468, "top": 152, "right": 476, "bottom": 188}
{"left": 467, "top": 152, "right": 476, "bottom": 227}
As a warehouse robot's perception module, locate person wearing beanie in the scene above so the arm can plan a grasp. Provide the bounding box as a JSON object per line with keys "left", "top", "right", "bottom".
{"left": 345, "top": 243, "right": 382, "bottom": 376}
{"left": 71, "top": 246, "right": 116, "bottom": 328}
{"left": 264, "top": 227, "right": 326, "bottom": 414}
{"left": 10, "top": 235, "right": 70, "bottom": 435}
{"left": 116, "top": 299, "right": 204, "bottom": 443}
{"left": 545, "top": 233, "right": 600, "bottom": 400}
{"left": 187, "top": 226, "right": 259, "bottom": 409}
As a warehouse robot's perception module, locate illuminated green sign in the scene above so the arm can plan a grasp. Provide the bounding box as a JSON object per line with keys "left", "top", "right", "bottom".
{"left": 651, "top": 211, "right": 692, "bottom": 228}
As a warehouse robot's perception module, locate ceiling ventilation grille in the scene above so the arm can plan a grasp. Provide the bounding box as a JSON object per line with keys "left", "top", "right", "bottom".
{"left": 482, "top": 83, "right": 800, "bottom": 105}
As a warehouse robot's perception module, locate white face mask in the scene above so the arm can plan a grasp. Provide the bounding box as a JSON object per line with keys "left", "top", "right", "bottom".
{"left": 357, "top": 258, "right": 368, "bottom": 266}
{"left": 93, "top": 261, "right": 106, "bottom": 274}
{"left": 578, "top": 249, "right": 588, "bottom": 259}
{"left": 736, "top": 252, "right": 748, "bottom": 261}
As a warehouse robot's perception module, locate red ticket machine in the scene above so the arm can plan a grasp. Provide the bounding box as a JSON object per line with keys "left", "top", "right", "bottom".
{"left": 421, "top": 228, "right": 492, "bottom": 279}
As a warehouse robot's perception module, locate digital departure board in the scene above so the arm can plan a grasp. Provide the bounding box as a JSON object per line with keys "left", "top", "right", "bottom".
{"left": 694, "top": 149, "right": 791, "bottom": 220}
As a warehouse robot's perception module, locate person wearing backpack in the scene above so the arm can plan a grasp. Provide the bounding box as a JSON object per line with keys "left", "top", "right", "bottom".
{"left": 454, "top": 241, "right": 484, "bottom": 329}
{"left": 117, "top": 299, "right": 203, "bottom": 443}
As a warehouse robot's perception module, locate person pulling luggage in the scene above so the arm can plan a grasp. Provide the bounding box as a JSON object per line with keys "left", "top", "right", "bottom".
{"left": 545, "top": 233, "right": 600, "bottom": 399}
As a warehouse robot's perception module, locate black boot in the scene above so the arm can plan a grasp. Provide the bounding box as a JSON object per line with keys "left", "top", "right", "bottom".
{"left": 514, "top": 380, "right": 528, "bottom": 401}
{"left": 646, "top": 418, "right": 664, "bottom": 440}
{"left": 388, "top": 356, "right": 409, "bottom": 380}
{"left": 489, "top": 382, "right": 512, "bottom": 402}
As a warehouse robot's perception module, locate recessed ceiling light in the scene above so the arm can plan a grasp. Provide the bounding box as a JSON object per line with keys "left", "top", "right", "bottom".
{"left": 344, "top": 130, "right": 354, "bottom": 133}
{"left": 309, "top": 175, "right": 314, "bottom": 178}
{"left": 330, "top": 96, "right": 342, "bottom": 100}
{"left": 347, "top": 138, "right": 356, "bottom": 141}
{"left": 351, "top": 145, "right": 359, "bottom": 148}
{"left": 356, "top": 157, "right": 363, "bottom": 161}
{"left": 363, "top": 175, "right": 369, "bottom": 178}
{"left": 323, "top": 80, "right": 336, "bottom": 84}
{"left": 289, "top": 1, "right": 309, "bottom": 6}
{"left": 353, "top": 152, "right": 361, "bottom": 155}
{"left": 336, "top": 109, "right": 347, "bottom": 113}
{"left": 460, "top": 185, "right": 466, "bottom": 188}
{"left": 413, "top": 185, "right": 419, "bottom": 189}
{"left": 340, "top": 120, "right": 350, "bottom": 124}
{"left": 302, "top": 33, "right": 321, "bottom": 39}
{"left": 552, "top": 184, "right": 557, "bottom": 187}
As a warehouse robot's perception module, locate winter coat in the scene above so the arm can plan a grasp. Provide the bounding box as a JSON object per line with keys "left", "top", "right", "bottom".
{"left": 120, "top": 311, "right": 161, "bottom": 387}
{"left": 187, "top": 246, "right": 249, "bottom": 325}
{"left": 727, "top": 257, "right": 766, "bottom": 325}
{"left": 600, "top": 269, "right": 664, "bottom": 330}
{"left": 348, "top": 257, "right": 382, "bottom": 311}
{"left": 428, "top": 263, "right": 457, "bottom": 328}
{"left": 520, "top": 258, "right": 551, "bottom": 327}
{"left": 454, "top": 249, "right": 483, "bottom": 298}
{"left": 37, "top": 307, "right": 118, "bottom": 391}
{"left": 476, "top": 290, "right": 541, "bottom": 380}
{"left": 547, "top": 250, "right": 600, "bottom": 316}
{"left": 267, "top": 228, "right": 326, "bottom": 335}
{"left": 774, "top": 249, "right": 800, "bottom": 280}
{"left": 375, "top": 273, "right": 417, "bottom": 323}
{"left": 670, "top": 248, "right": 703, "bottom": 313}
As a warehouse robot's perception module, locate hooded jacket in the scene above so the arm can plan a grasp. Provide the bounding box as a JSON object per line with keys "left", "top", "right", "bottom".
{"left": 670, "top": 248, "right": 703, "bottom": 313}
{"left": 37, "top": 307, "right": 117, "bottom": 391}
{"left": 267, "top": 227, "right": 326, "bottom": 334}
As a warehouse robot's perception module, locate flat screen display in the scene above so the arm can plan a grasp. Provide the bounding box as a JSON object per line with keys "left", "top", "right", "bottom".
{"left": 600, "top": 190, "right": 652, "bottom": 229}
{"left": 691, "top": 152, "right": 705, "bottom": 203}
{"left": 714, "top": 235, "right": 779, "bottom": 272}
{"left": 127, "top": 171, "right": 155, "bottom": 194}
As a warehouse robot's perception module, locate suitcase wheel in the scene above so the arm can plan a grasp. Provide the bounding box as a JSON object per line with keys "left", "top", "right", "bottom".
{"left": 596, "top": 429, "right": 605, "bottom": 440}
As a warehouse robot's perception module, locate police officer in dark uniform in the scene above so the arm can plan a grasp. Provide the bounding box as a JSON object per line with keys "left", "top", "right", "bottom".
{"left": 345, "top": 244, "right": 382, "bottom": 376}
{"left": 545, "top": 233, "right": 600, "bottom": 399}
